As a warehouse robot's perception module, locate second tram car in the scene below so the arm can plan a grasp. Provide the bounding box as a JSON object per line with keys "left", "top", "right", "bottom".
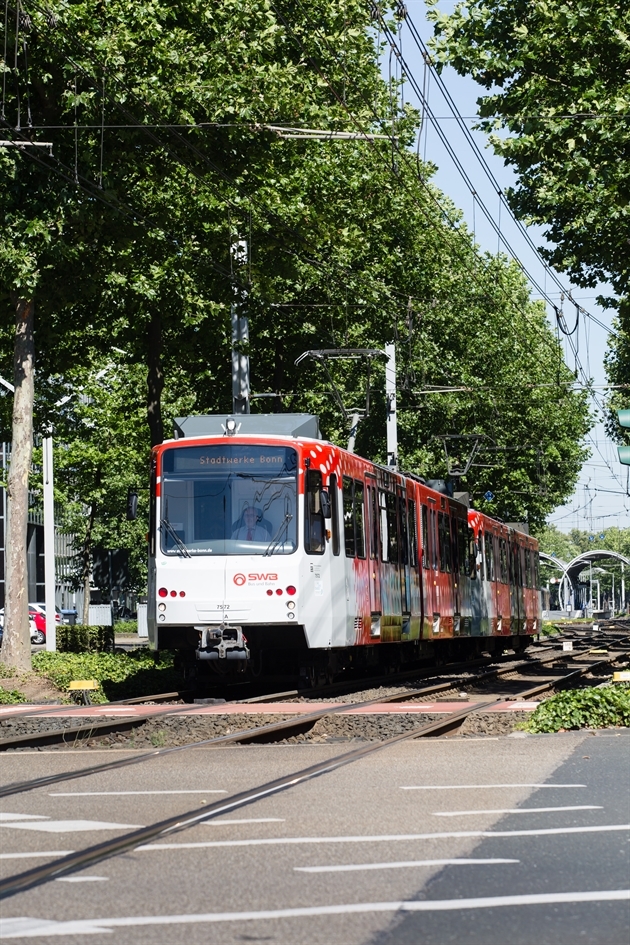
{"left": 147, "top": 414, "right": 541, "bottom": 681}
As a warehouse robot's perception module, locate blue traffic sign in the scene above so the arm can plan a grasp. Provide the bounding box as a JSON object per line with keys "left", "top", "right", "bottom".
{"left": 483, "top": 491, "right": 494, "bottom": 501}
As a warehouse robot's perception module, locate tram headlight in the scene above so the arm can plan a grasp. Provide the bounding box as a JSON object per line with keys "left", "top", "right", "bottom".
{"left": 158, "top": 603, "right": 166, "bottom": 612}
{"left": 287, "top": 601, "right": 295, "bottom": 610}
{"left": 158, "top": 614, "right": 166, "bottom": 622}
{"left": 287, "top": 612, "right": 295, "bottom": 620}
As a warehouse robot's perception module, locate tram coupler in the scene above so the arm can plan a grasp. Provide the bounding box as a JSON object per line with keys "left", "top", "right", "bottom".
{"left": 196, "top": 625, "right": 250, "bottom": 662}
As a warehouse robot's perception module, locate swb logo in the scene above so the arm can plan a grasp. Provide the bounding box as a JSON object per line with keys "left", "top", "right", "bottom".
{"left": 233, "top": 572, "right": 278, "bottom": 585}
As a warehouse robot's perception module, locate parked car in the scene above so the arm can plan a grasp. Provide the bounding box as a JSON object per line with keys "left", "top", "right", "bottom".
{"left": 30, "top": 603, "right": 65, "bottom": 623}
{"left": 0, "top": 609, "right": 43, "bottom": 645}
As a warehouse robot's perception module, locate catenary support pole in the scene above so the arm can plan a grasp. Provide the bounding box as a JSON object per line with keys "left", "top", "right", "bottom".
{"left": 43, "top": 437, "right": 56, "bottom": 651}
{"left": 385, "top": 343, "right": 397, "bottom": 469}
{"left": 231, "top": 239, "right": 250, "bottom": 415}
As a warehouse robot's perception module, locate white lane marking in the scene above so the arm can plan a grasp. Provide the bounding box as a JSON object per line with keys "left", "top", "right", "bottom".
{"left": 433, "top": 806, "right": 602, "bottom": 817}
{"left": 0, "top": 814, "right": 48, "bottom": 822}
{"left": 49, "top": 790, "right": 227, "bottom": 796}
{"left": 55, "top": 876, "right": 109, "bottom": 883}
{"left": 2, "top": 820, "right": 143, "bottom": 833}
{"left": 295, "top": 858, "right": 519, "bottom": 873}
{"left": 138, "top": 823, "right": 630, "bottom": 851}
{"left": 0, "top": 852, "right": 74, "bottom": 860}
{"left": 401, "top": 784, "right": 586, "bottom": 790}
{"left": 206, "top": 819, "right": 285, "bottom": 826}
{"left": 1, "top": 891, "right": 628, "bottom": 938}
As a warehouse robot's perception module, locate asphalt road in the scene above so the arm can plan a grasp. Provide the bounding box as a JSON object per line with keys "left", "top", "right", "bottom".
{"left": 0, "top": 729, "right": 628, "bottom": 944}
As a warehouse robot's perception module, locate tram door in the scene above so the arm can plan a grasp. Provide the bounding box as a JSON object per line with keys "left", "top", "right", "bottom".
{"left": 366, "top": 477, "right": 382, "bottom": 636}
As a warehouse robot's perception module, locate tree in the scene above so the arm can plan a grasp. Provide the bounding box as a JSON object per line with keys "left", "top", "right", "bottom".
{"left": 427, "top": 0, "right": 630, "bottom": 471}
{"left": 427, "top": 0, "right": 630, "bottom": 301}
{"left": 0, "top": 0, "right": 593, "bottom": 649}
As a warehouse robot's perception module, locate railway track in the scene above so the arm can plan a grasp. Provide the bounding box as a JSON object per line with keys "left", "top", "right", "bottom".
{"left": 0, "top": 642, "right": 617, "bottom": 751}
{"left": 0, "top": 635, "right": 627, "bottom": 899}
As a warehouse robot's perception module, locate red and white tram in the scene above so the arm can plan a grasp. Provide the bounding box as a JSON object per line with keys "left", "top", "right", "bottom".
{"left": 147, "top": 414, "right": 541, "bottom": 679}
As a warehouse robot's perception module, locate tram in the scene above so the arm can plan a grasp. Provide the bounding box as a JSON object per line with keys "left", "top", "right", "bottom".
{"left": 147, "top": 414, "right": 542, "bottom": 681}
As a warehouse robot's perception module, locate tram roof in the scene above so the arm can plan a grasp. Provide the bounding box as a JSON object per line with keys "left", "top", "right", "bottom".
{"left": 173, "top": 414, "right": 321, "bottom": 440}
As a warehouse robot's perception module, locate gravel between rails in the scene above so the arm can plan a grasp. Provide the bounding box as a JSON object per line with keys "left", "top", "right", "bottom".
{"left": 1, "top": 708, "right": 532, "bottom": 750}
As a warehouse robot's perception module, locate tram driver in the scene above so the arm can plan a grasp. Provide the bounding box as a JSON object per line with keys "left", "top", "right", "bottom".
{"left": 231, "top": 505, "right": 268, "bottom": 542}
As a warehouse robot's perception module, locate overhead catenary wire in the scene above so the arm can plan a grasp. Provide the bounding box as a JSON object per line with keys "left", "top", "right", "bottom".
{"left": 9, "top": 0, "right": 600, "bottom": 450}
{"left": 10, "top": 0, "right": 428, "bottom": 325}
{"left": 386, "top": 10, "right": 617, "bottom": 338}
{"left": 272, "top": 0, "right": 578, "bottom": 382}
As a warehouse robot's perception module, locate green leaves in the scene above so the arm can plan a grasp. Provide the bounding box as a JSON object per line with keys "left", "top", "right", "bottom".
{"left": 526, "top": 684, "right": 630, "bottom": 733}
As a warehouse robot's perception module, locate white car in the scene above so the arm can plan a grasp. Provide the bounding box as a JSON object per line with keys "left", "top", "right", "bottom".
{"left": 0, "top": 610, "right": 41, "bottom": 644}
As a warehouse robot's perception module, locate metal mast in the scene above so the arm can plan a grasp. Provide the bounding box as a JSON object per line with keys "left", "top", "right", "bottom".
{"left": 231, "top": 239, "right": 250, "bottom": 414}
{"left": 385, "top": 343, "right": 397, "bottom": 469}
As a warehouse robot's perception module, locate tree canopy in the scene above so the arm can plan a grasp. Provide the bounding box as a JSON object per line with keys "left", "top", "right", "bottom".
{"left": 0, "top": 0, "right": 593, "bottom": 627}
{"left": 427, "top": 0, "right": 630, "bottom": 413}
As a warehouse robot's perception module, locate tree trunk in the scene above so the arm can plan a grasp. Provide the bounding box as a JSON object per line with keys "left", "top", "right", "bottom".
{"left": 147, "top": 311, "right": 164, "bottom": 447}
{"left": 3, "top": 298, "right": 35, "bottom": 672}
{"left": 82, "top": 570, "right": 91, "bottom": 626}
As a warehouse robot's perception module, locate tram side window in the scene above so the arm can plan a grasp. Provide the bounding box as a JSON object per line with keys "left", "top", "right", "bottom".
{"left": 484, "top": 532, "right": 495, "bottom": 581}
{"left": 408, "top": 500, "right": 418, "bottom": 568}
{"left": 467, "top": 527, "right": 477, "bottom": 579}
{"left": 329, "top": 474, "right": 340, "bottom": 556}
{"left": 430, "top": 508, "right": 439, "bottom": 570}
{"left": 499, "top": 538, "right": 508, "bottom": 583}
{"left": 343, "top": 477, "right": 355, "bottom": 557}
{"left": 305, "top": 469, "right": 325, "bottom": 555}
{"left": 510, "top": 545, "right": 522, "bottom": 586}
{"left": 534, "top": 553, "right": 540, "bottom": 589}
{"left": 450, "top": 518, "right": 459, "bottom": 575}
{"left": 380, "top": 491, "right": 399, "bottom": 563}
{"left": 421, "top": 505, "right": 429, "bottom": 569}
{"left": 386, "top": 493, "right": 399, "bottom": 562}
{"left": 458, "top": 519, "right": 467, "bottom": 576}
{"left": 399, "top": 495, "right": 409, "bottom": 565}
{"left": 524, "top": 548, "right": 532, "bottom": 587}
{"left": 438, "top": 513, "right": 452, "bottom": 573}
{"left": 369, "top": 485, "right": 379, "bottom": 560}
{"left": 354, "top": 481, "right": 366, "bottom": 558}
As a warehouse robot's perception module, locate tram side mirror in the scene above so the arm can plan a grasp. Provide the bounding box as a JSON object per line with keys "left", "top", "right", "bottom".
{"left": 320, "top": 490, "right": 332, "bottom": 519}
{"left": 126, "top": 489, "right": 138, "bottom": 521}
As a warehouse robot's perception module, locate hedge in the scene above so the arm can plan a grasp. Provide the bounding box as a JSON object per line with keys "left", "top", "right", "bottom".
{"left": 56, "top": 625, "right": 114, "bottom": 653}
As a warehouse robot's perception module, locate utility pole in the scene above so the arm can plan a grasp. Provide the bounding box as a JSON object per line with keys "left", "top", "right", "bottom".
{"left": 385, "top": 343, "right": 397, "bottom": 469}
{"left": 43, "top": 437, "right": 56, "bottom": 651}
{"left": 231, "top": 239, "right": 250, "bottom": 415}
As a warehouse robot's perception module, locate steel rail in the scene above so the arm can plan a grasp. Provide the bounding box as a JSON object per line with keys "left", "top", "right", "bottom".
{"left": 0, "top": 650, "right": 578, "bottom": 751}
{"left": 0, "top": 647, "right": 610, "bottom": 800}
{"left": 0, "top": 699, "right": 498, "bottom": 900}
{"left": 0, "top": 649, "right": 530, "bottom": 724}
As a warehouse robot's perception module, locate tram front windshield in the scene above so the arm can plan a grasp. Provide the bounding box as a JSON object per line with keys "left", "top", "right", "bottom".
{"left": 160, "top": 445, "right": 298, "bottom": 555}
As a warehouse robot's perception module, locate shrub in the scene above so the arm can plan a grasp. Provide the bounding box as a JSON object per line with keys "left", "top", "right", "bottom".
{"left": 0, "top": 687, "right": 26, "bottom": 704}
{"left": 525, "top": 685, "right": 630, "bottom": 733}
{"left": 32, "top": 650, "right": 182, "bottom": 702}
{"left": 56, "top": 625, "right": 114, "bottom": 653}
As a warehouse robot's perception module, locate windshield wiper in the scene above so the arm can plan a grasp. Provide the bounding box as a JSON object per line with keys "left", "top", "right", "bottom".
{"left": 264, "top": 513, "right": 293, "bottom": 557}
{"left": 160, "top": 518, "right": 191, "bottom": 558}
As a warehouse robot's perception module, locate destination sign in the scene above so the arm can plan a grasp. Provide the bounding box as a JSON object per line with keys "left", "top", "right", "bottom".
{"left": 163, "top": 445, "right": 297, "bottom": 475}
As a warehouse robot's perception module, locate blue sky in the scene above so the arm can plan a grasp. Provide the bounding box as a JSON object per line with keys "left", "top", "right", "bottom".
{"left": 386, "top": 3, "right": 629, "bottom": 533}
